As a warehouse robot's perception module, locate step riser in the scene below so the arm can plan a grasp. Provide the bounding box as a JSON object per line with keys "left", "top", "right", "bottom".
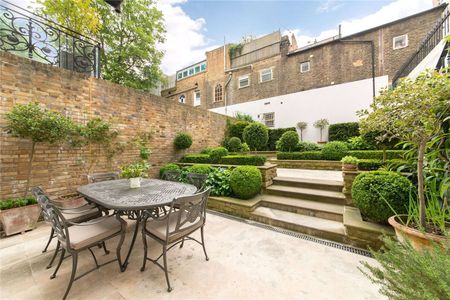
{"left": 272, "top": 180, "right": 343, "bottom": 192}
{"left": 261, "top": 201, "right": 343, "bottom": 222}
{"left": 266, "top": 189, "right": 345, "bottom": 205}
{"left": 250, "top": 214, "right": 346, "bottom": 244}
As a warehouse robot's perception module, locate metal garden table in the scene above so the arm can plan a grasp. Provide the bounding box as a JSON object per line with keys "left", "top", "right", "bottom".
{"left": 77, "top": 178, "right": 197, "bottom": 271}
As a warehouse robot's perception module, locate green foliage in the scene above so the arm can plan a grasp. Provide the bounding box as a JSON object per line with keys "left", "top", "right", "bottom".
{"left": 0, "top": 197, "right": 37, "bottom": 210}
{"left": 230, "top": 166, "right": 262, "bottom": 199}
{"left": 357, "top": 159, "right": 384, "bottom": 171}
{"left": 180, "top": 154, "right": 211, "bottom": 164}
{"left": 205, "top": 168, "right": 232, "bottom": 197}
{"left": 348, "top": 150, "right": 406, "bottom": 160}
{"left": 174, "top": 132, "right": 192, "bottom": 150}
{"left": 227, "top": 137, "right": 242, "bottom": 152}
{"left": 159, "top": 163, "right": 180, "bottom": 178}
{"left": 347, "top": 136, "right": 376, "bottom": 150}
{"left": 295, "top": 141, "right": 321, "bottom": 152}
{"left": 132, "top": 131, "right": 153, "bottom": 161}
{"left": 352, "top": 171, "right": 412, "bottom": 223}
{"left": 360, "top": 236, "right": 450, "bottom": 300}
{"left": 313, "top": 118, "right": 329, "bottom": 142}
{"left": 341, "top": 156, "right": 358, "bottom": 164}
{"left": 243, "top": 122, "right": 269, "bottom": 151}
{"left": 200, "top": 147, "right": 214, "bottom": 155}
{"left": 276, "top": 131, "right": 299, "bottom": 152}
{"left": 209, "top": 147, "right": 229, "bottom": 163}
{"left": 321, "top": 141, "right": 349, "bottom": 160}
{"left": 234, "top": 112, "right": 254, "bottom": 122}
{"left": 267, "top": 127, "right": 296, "bottom": 151}
{"left": 228, "top": 121, "right": 250, "bottom": 140}
{"left": 220, "top": 155, "right": 266, "bottom": 166}
{"left": 277, "top": 151, "right": 323, "bottom": 160}
{"left": 240, "top": 142, "right": 250, "bottom": 152}
{"left": 187, "top": 164, "right": 212, "bottom": 174}
{"left": 229, "top": 43, "right": 244, "bottom": 58}
{"left": 328, "top": 122, "right": 359, "bottom": 141}
{"left": 120, "top": 161, "right": 149, "bottom": 178}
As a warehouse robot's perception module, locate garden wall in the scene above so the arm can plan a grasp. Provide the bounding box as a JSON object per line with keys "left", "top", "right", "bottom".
{"left": 0, "top": 52, "right": 230, "bottom": 198}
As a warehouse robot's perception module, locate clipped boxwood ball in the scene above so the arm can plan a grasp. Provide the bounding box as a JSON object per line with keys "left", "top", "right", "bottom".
{"left": 187, "top": 164, "right": 212, "bottom": 174}
{"left": 243, "top": 122, "right": 269, "bottom": 151}
{"left": 352, "top": 171, "right": 412, "bottom": 223}
{"left": 227, "top": 137, "right": 242, "bottom": 152}
{"left": 277, "top": 130, "right": 299, "bottom": 152}
{"left": 174, "top": 132, "right": 192, "bottom": 150}
{"left": 209, "top": 147, "right": 229, "bottom": 163}
{"left": 230, "top": 166, "right": 262, "bottom": 199}
{"left": 321, "top": 141, "right": 348, "bottom": 160}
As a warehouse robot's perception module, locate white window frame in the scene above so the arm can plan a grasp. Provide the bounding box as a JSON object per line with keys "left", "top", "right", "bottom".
{"left": 263, "top": 112, "right": 275, "bottom": 128}
{"left": 300, "top": 61, "right": 310, "bottom": 73}
{"left": 393, "top": 34, "right": 408, "bottom": 50}
{"left": 259, "top": 68, "right": 273, "bottom": 83}
{"left": 193, "top": 91, "right": 201, "bottom": 107}
{"left": 178, "top": 94, "right": 186, "bottom": 104}
{"left": 238, "top": 75, "right": 250, "bottom": 89}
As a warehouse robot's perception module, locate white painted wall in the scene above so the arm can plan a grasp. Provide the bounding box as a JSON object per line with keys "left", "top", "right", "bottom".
{"left": 209, "top": 76, "right": 389, "bottom": 143}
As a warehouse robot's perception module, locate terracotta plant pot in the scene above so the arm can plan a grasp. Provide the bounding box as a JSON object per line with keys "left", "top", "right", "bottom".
{"left": 388, "top": 215, "right": 447, "bottom": 250}
{"left": 342, "top": 164, "right": 358, "bottom": 171}
{"left": 317, "top": 141, "right": 327, "bottom": 144}
{"left": 0, "top": 204, "right": 41, "bottom": 236}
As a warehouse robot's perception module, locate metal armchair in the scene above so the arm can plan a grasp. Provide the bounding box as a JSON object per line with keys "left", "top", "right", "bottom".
{"left": 140, "top": 188, "right": 210, "bottom": 292}
{"left": 87, "top": 172, "right": 119, "bottom": 183}
{"left": 162, "top": 171, "right": 181, "bottom": 182}
{"left": 186, "top": 173, "right": 208, "bottom": 192}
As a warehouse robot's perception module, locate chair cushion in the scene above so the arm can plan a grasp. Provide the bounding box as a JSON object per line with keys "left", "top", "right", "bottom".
{"left": 144, "top": 210, "right": 203, "bottom": 243}
{"left": 62, "top": 205, "right": 102, "bottom": 223}
{"left": 67, "top": 216, "right": 123, "bottom": 250}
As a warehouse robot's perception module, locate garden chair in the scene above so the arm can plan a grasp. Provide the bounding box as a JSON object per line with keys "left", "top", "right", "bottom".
{"left": 31, "top": 187, "right": 104, "bottom": 269}
{"left": 187, "top": 173, "right": 208, "bottom": 192}
{"left": 87, "top": 172, "right": 119, "bottom": 183}
{"left": 140, "top": 188, "right": 210, "bottom": 292}
{"left": 36, "top": 192, "right": 127, "bottom": 300}
{"left": 162, "top": 171, "right": 181, "bottom": 182}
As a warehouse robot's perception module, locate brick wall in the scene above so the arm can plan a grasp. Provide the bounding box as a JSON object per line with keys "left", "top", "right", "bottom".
{"left": 0, "top": 52, "right": 230, "bottom": 199}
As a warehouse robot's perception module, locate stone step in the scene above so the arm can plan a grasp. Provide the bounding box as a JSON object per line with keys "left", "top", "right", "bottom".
{"left": 272, "top": 176, "right": 343, "bottom": 192}
{"left": 250, "top": 207, "right": 347, "bottom": 243}
{"left": 265, "top": 185, "right": 346, "bottom": 205}
{"left": 260, "top": 194, "right": 343, "bottom": 222}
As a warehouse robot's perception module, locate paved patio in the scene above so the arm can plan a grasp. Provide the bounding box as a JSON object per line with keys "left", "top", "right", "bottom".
{"left": 0, "top": 212, "right": 383, "bottom": 300}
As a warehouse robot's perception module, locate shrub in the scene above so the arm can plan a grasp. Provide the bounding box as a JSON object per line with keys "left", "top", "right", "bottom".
{"left": 120, "top": 161, "right": 149, "bottom": 178}
{"left": 240, "top": 142, "right": 250, "bottom": 152}
{"left": 347, "top": 136, "right": 375, "bottom": 150}
{"left": 341, "top": 156, "right": 358, "bottom": 164}
{"left": 209, "top": 147, "right": 229, "bottom": 163}
{"left": 243, "top": 122, "right": 269, "bottom": 151}
{"left": 321, "top": 141, "right": 349, "bottom": 160}
{"left": 220, "top": 155, "right": 266, "bottom": 166}
{"left": 159, "top": 163, "right": 180, "bottom": 178}
{"left": 230, "top": 166, "right": 262, "bottom": 199}
{"left": 180, "top": 154, "right": 211, "bottom": 164}
{"left": 205, "top": 168, "right": 232, "bottom": 196}
{"left": 352, "top": 171, "right": 412, "bottom": 223}
{"left": 328, "top": 122, "right": 359, "bottom": 141}
{"left": 267, "top": 127, "right": 296, "bottom": 151}
{"left": 187, "top": 164, "right": 212, "bottom": 174}
{"left": 174, "top": 132, "right": 192, "bottom": 150}
{"left": 276, "top": 131, "right": 299, "bottom": 152}
{"left": 228, "top": 121, "right": 250, "bottom": 139}
{"left": 295, "top": 141, "right": 321, "bottom": 152}
{"left": 348, "top": 150, "right": 406, "bottom": 160}
{"left": 227, "top": 137, "right": 242, "bottom": 152}
{"left": 0, "top": 197, "right": 37, "bottom": 210}
{"left": 277, "top": 151, "right": 323, "bottom": 160}
{"left": 357, "top": 159, "right": 383, "bottom": 171}
{"left": 200, "top": 147, "right": 214, "bottom": 155}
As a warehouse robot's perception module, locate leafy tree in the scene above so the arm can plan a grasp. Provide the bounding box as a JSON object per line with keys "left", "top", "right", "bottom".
{"left": 5, "top": 102, "right": 73, "bottom": 196}
{"left": 313, "top": 118, "right": 329, "bottom": 142}
{"left": 234, "top": 112, "right": 254, "bottom": 122}
{"left": 296, "top": 121, "right": 307, "bottom": 141}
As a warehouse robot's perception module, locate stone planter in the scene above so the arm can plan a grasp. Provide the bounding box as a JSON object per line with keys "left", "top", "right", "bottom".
{"left": 342, "top": 164, "right": 358, "bottom": 172}
{"left": 388, "top": 215, "right": 447, "bottom": 250}
{"left": 129, "top": 177, "right": 141, "bottom": 188}
{"left": 0, "top": 204, "right": 41, "bottom": 236}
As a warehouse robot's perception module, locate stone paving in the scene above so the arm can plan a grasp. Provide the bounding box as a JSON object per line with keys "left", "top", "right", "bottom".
{"left": 0, "top": 212, "right": 383, "bottom": 300}
{"left": 277, "top": 168, "right": 343, "bottom": 182}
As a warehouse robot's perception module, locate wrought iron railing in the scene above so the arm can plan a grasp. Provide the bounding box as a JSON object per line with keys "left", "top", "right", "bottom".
{"left": 392, "top": 9, "right": 449, "bottom": 86}
{"left": 0, "top": 0, "right": 100, "bottom": 77}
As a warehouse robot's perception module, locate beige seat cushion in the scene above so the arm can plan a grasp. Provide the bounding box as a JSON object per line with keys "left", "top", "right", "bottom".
{"left": 62, "top": 205, "right": 102, "bottom": 223}
{"left": 67, "top": 216, "right": 123, "bottom": 250}
{"left": 144, "top": 210, "right": 203, "bottom": 243}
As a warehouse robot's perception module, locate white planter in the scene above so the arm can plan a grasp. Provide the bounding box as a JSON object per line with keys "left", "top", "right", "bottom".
{"left": 129, "top": 177, "right": 141, "bottom": 188}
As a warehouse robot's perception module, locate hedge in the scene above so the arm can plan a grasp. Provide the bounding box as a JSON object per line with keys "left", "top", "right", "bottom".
{"left": 181, "top": 154, "right": 266, "bottom": 166}
{"left": 277, "top": 151, "right": 323, "bottom": 160}
{"left": 321, "top": 141, "right": 349, "bottom": 160}
{"left": 159, "top": 163, "right": 181, "bottom": 177}
{"left": 348, "top": 150, "right": 406, "bottom": 160}
{"left": 228, "top": 121, "right": 250, "bottom": 140}
{"left": 267, "top": 127, "right": 296, "bottom": 151}
{"left": 180, "top": 154, "right": 211, "bottom": 164}
{"left": 328, "top": 122, "right": 359, "bottom": 141}
{"left": 358, "top": 159, "right": 410, "bottom": 171}
{"left": 243, "top": 122, "right": 269, "bottom": 150}
{"left": 187, "top": 164, "right": 212, "bottom": 174}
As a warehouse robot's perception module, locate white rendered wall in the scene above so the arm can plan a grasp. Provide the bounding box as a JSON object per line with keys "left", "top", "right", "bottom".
{"left": 209, "top": 76, "right": 389, "bottom": 143}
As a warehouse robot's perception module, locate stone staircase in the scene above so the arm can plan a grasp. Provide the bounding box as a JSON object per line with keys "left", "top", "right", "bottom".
{"left": 250, "top": 176, "right": 348, "bottom": 243}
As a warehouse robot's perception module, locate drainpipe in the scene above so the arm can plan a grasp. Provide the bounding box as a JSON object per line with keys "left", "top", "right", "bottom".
{"left": 223, "top": 64, "right": 253, "bottom": 115}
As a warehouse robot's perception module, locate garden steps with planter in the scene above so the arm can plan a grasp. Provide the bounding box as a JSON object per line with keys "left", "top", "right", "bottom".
{"left": 272, "top": 176, "right": 343, "bottom": 192}
{"left": 266, "top": 185, "right": 346, "bottom": 205}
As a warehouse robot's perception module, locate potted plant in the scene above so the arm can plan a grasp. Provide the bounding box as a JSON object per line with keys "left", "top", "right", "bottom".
{"left": 313, "top": 118, "right": 329, "bottom": 144}
{"left": 296, "top": 121, "right": 307, "bottom": 141}
{"left": 120, "top": 162, "right": 149, "bottom": 188}
{"left": 341, "top": 156, "right": 359, "bottom": 171}
{"left": 0, "top": 197, "right": 41, "bottom": 236}
{"left": 359, "top": 70, "right": 450, "bottom": 249}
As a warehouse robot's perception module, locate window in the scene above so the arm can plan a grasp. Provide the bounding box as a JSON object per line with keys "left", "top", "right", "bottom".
{"left": 300, "top": 61, "right": 310, "bottom": 73}
{"left": 263, "top": 112, "right": 275, "bottom": 128}
{"left": 179, "top": 94, "right": 186, "bottom": 104}
{"left": 214, "top": 84, "right": 223, "bottom": 102}
{"left": 393, "top": 34, "right": 408, "bottom": 50}
{"left": 260, "top": 68, "right": 273, "bottom": 83}
{"left": 238, "top": 75, "right": 250, "bottom": 88}
{"left": 193, "top": 91, "right": 201, "bottom": 106}
{"left": 176, "top": 61, "right": 207, "bottom": 81}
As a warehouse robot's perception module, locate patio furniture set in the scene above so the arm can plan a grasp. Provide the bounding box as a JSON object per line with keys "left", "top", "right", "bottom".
{"left": 32, "top": 171, "right": 209, "bottom": 300}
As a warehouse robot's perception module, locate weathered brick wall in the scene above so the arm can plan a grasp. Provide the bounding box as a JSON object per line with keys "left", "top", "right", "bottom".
{"left": 0, "top": 52, "right": 230, "bottom": 199}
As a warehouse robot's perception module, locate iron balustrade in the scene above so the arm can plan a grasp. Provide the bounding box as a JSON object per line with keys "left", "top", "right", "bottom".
{"left": 392, "top": 10, "right": 449, "bottom": 86}
{"left": 0, "top": 0, "right": 100, "bottom": 77}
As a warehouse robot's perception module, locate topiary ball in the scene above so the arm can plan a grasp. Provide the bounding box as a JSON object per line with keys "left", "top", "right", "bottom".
{"left": 276, "top": 131, "right": 299, "bottom": 152}
{"left": 227, "top": 137, "right": 242, "bottom": 152}
{"left": 209, "top": 147, "right": 229, "bottom": 163}
{"left": 174, "top": 132, "right": 192, "bottom": 150}
{"left": 187, "top": 164, "right": 212, "bottom": 174}
{"left": 243, "top": 122, "right": 269, "bottom": 151}
{"left": 230, "top": 166, "right": 262, "bottom": 199}
{"left": 352, "top": 171, "right": 412, "bottom": 223}
{"left": 321, "top": 141, "right": 349, "bottom": 160}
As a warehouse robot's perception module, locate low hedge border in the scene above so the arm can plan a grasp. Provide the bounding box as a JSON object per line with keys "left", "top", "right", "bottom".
{"left": 277, "top": 150, "right": 406, "bottom": 161}
{"left": 181, "top": 154, "right": 266, "bottom": 166}
{"left": 358, "top": 159, "right": 409, "bottom": 171}
{"left": 277, "top": 151, "right": 323, "bottom": 160}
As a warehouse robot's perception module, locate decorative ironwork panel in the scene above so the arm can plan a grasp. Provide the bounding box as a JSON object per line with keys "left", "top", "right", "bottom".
{"left": 0, "top": 0, "right": 100, "bottom": 77}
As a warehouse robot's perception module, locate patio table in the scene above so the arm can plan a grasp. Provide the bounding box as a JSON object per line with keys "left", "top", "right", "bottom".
{"left": 77, "top": 178, "right": 197, "bottom": 271}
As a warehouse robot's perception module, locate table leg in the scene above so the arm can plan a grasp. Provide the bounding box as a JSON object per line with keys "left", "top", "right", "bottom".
{"left": 119, "top": 211, "right": 141, "bottom": 272}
